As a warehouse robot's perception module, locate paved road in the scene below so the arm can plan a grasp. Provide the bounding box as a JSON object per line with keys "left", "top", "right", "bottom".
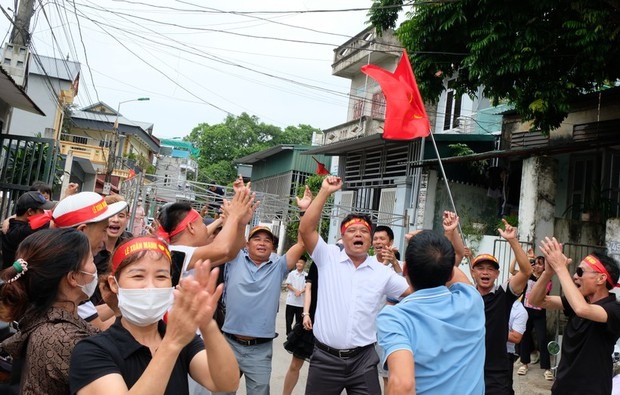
{"left": 235, "top": 292, "right": 553, "bottom": 395}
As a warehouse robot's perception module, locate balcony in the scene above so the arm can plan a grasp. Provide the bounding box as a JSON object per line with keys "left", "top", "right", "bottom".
{"left": 59, "top": 133, "right": 110, "bottom": 165}
{"left": 332, "top": 27, "right": 401, "bottom": 78}
{"left": 321, "top": 116, "right": 384, "bottom": 145}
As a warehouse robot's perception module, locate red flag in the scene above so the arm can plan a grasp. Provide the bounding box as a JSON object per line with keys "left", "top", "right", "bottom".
{"left": 361, "top": 50, "right": 430, "bottom": 140}
{"left": 312, "top": 157, "right": 330, "bottom": 175}
{"left": 127, "top": 169, "right": 136, "bottom": 179}
{"left": 71, "top": 72, "right": 80, "bottom": 95}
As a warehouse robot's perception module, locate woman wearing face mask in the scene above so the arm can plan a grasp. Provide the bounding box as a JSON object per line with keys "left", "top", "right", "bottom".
{"left": 69, "top": 236, "right": 240, "bottom": 395}
{"left": 0, "top": 228, "right": 99, "bottom": 395}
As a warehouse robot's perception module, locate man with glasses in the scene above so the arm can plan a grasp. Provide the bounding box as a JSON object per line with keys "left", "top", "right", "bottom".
{"left": 529, "top": 237, "right": 620, "bottom": 395}
{"left": 470, "top": 219, "right": 532, "bottom": 395}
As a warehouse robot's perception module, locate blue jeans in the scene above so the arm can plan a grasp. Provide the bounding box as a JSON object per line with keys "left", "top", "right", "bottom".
{"left": 213, "top": 337, "right": 273, "bottom": 395}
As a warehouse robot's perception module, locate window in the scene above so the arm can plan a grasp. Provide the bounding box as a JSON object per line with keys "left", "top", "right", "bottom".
{"left": 568, "top": 155, "right": 599, "bottom": 219}
{"left": 443, "top": 81, "right": 462, "bottom": 131}
{"left": 72, "top": 136, "right": 87, "bottom": 145}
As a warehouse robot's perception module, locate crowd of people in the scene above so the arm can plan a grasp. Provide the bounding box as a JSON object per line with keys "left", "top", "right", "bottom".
{"left": 0, "top": 176, "right": 619, "bottom": 395}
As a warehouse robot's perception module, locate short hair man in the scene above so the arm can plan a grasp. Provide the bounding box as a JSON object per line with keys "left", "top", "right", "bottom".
{"left": 377, "top": 230, "right": 485, "bottom": 394}
{"left": 299, "top": 176, "right": 410, "bottom": 394}
{"left": 213, "top": 182, "right": 311, "bottom": 395}
{"left": 1, "top": 191, "right": 54, "bottom": 268}
{"left": 51, "top": 191, "right": 128, "bottom": 330}
{"left": 373, "top": 225, "right": 402, "bottom": 273}
{"left": 285, "top": 255, "right": 308, "bottom": 335}
{"left": 470, "top": 220, "right": 532, "bottom": 395}
{"left": 529, "top": 238, "right": 620, "bottom": 395}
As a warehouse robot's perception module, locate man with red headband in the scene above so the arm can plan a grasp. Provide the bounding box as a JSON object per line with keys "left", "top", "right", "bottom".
{"left": 51, "top": 191, "right": 128, "bottom": 330}
{"left": 299, "top": 175, "right": 410, "bottom": 394}
{"left": 529, "top": 237, "right": 620, "bottom": 395}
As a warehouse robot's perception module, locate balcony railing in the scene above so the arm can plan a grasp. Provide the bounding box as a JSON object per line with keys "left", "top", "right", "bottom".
{"left": 59, "top": 133, "right": 110, "bottom": 164}
{"left": 332, "top": 28, "right": 401, "bottom": 78}
{"left": 322, "top": 116, "right": 384, "bottom": 145}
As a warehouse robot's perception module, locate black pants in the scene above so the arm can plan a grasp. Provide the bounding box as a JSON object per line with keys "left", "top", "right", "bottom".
{"left": 521, "top": 307, "right": 551, "bottom": 369}
{"left": 285, "top": 304, "right": 303, "bottom": 335}
{"left": 306, "top": 344, "right": 381, "bottom": 395}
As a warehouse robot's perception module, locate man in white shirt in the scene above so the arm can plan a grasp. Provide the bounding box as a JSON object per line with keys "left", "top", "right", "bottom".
{"left": 299, "top": 176, "right": 410, "bottom": 394}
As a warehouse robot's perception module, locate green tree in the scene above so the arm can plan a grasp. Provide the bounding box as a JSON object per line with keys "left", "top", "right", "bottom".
{"left": 368, "top": 0, "right": 620, "bottom": 133}
{"left": 185, "top": 113, "right": 318, "bottom": 184}
{"left": 285, "top": 175, "right": 331, "bottom": 249}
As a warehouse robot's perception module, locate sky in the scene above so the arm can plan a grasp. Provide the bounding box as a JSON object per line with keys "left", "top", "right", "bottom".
{"left": 0, "top": 0, "right": 379, "bottom": 139}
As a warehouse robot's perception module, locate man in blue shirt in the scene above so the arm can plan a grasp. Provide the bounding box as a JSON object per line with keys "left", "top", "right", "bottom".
{"left": 377, "top": 230, "right": 485, "bottom": 395}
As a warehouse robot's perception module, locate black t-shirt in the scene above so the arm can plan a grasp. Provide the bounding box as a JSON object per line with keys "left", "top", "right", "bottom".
{"left": 482, "top": 284, "right": 518, "bottom": 372}
{"left": 1, "top": 219, "right": 37, "bottom": 269}
{"left": 552, "top": 295, "right": 620, "bottom": 395}
{"left": 69, "top": 319, "right": 203, "bottom": 395}
{"left": 305, "top": 262, "right": 318, "bottom": 320}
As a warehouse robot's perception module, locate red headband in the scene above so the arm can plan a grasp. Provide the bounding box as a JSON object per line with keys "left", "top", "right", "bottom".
{"left": 112, "top": 237, "right": 171, "bottom": 274}
{"left": 28, "top": 210, "right": 53, "bottom": 230}
{"left": 340, "top": 218, "right": 371, "bottom": 235}
{"left": 584, "top": 254, "right": 618, "bottom": 288}
{"left": 157, "top": 209, "right": 201, "bottom": 242}
{"left": 54, "top": 198, "right": 108, "bottom": 228}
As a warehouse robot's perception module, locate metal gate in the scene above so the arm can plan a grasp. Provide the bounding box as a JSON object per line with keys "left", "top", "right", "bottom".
{"left": 0, "top": 134, "right": 60, "bottom": 222}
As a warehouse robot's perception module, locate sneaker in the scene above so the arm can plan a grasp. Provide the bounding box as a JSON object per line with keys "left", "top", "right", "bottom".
{"left": 517, "top": 365, "right": 528, "bottom": 375}
{"left": 544, "top": 370, "right": 554, "bottom": 381}
{"left": 531, "top": 351, "right": 540, "bottom": 365}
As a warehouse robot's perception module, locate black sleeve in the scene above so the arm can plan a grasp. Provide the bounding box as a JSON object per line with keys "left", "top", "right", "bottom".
{"left": 603, "top": 300, "right": 620, "bottom": 336}
{"left": 69, "top": 336, "right": 122, "bottom": 395}
{"left": 561, "top": 295, "right": 575, "bottom": 317}
{"left": 183, "top": 335, "right": 205, "bottom": 371}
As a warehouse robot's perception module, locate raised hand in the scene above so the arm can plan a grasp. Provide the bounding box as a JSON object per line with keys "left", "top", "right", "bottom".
{"left": 539, "top": 236, "right": 570, "bottom": 274}
{"left": 232, "top": 175, "right": 250, "bottom": 194}
{"left": 497, "top": 218, "right": 517, "bottom": 240}
{"left": 296, "top": 185, "right": 313, "bottom": 211}
{"left": 321, "top": 176, "right": 343, "bottom": 194}
{"left": 442, "top": 211, "right": 459, "bottom": 232}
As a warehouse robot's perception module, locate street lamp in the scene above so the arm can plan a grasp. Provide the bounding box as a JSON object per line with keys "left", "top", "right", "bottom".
{"left": 103, "top": 97, "right": 150, "bottom": 195}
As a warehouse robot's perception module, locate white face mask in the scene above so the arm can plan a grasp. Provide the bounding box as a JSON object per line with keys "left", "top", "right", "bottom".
{"left": 79, "top": 271, "right": 98, "bottom": 299}
{"left": 116, "top": 284, "right": 173, "bottom": 327}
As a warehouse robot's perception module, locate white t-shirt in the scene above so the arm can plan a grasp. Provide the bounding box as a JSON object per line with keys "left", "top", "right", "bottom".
{"left": 285, "top": 270, "right": 307, "bottom": 307}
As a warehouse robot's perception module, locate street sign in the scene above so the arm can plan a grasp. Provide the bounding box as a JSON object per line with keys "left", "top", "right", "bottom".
{"left": 103, "top": 182, "right": 112, "bottom": 195}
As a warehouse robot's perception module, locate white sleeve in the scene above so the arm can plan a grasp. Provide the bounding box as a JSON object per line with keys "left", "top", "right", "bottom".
{"left": 77, "top": 301, "right": 98, "bottom": 322}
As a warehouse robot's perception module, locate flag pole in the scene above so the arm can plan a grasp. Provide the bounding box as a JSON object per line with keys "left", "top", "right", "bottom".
{"left": 428, "top": 131, "right": 470, "bottom": 260}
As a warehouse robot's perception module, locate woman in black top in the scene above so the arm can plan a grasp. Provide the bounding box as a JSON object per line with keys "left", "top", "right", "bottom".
{"left": 69, "top": 236, "right": 239, "bottom": 395}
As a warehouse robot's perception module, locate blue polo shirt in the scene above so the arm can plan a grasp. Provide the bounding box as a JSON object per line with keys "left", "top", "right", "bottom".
{"left": 221, "top": 249, "right": 288, "bottom": 338}
{"left": 377, "top": 283, "right": 485, "bottom": 395}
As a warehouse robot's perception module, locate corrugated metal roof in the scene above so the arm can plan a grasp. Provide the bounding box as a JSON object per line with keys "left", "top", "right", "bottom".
{"left": 30, "top": 54, "right": 80, "bottom": 81}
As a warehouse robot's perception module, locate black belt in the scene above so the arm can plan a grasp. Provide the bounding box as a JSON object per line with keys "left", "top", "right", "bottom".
{"left": 224, "top": 332, "right": 272, "bottom": 346}
{"left": 315, "top": 340, "right": 375, "bottom": 359}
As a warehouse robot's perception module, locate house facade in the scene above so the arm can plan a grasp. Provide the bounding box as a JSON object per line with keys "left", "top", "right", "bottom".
{"left": 152, "top": 138, "right": 199, "bottom": 202}
{"left": 307, "top": 27, "right": 497, "bottom": 251}
{"left": 4, "top": 52, "right": 79, "bottom": 139}
{"left": 66, "top": 102, "right": 160, "bottom": 193}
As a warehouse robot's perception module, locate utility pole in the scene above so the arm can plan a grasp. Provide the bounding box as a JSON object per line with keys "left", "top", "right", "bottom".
{"left": 10, "top": 0, "right": 35, "bottom": 46}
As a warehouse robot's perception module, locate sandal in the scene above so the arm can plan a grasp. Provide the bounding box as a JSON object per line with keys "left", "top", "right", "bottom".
{"left": 544, "top": 370, "right": 554, "bottom": 381}
{"left": 517, "top": 365, "right": 528, "bottom": 375}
